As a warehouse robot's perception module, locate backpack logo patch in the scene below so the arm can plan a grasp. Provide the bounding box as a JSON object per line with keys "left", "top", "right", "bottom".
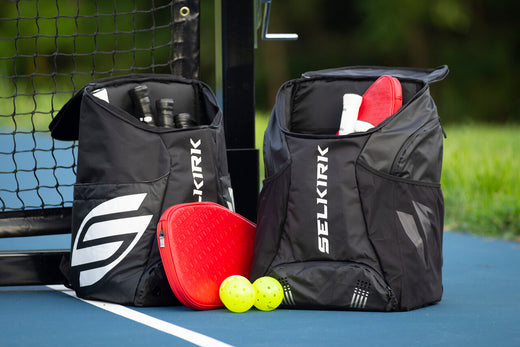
{"left": 396, "top": 201, "right": 434, "bottom": 267}
{"left": 71, "top": 193, "right": 153, "bottom": 287}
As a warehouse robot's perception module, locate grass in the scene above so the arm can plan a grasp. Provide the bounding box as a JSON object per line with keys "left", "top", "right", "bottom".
{"left": 255, "top": 112, "right": 270, "bottom": 183}
{"left": 441, "top": 124, "right": 520, "bottom": 240}
{"left": 255, "top": 112, "right": 520, "bottom": 241}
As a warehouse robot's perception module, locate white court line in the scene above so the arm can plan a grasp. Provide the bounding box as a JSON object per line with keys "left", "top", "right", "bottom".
{"left": 47, "top": 285, "right": 233, "bottom": 347}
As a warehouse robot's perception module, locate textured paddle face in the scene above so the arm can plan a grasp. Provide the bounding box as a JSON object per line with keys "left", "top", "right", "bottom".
{"left": 158, "top": 202, "right": 256, "bottom": 310}
{"left": 357, "top": 75, "right": 402, "bottom": 127}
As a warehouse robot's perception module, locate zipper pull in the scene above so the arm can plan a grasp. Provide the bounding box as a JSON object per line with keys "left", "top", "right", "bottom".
{"left": 159, "top": 229, "right": 165, "bottom": 248}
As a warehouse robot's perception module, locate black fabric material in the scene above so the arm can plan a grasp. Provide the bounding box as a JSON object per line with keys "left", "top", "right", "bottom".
{"left": 50, "top": 74, "right": 233, "bottom": 306}
{"left": 268, "top": 261, "right": 397, "bottom": 311}
{"left": 357, "top": 163, "right": 444, "bottom": 310}
{"left": 251, "top": 65, "right": 447, "bottom": 311}
{"left": 302, "top": 65, "right": 449, "bottom": 84}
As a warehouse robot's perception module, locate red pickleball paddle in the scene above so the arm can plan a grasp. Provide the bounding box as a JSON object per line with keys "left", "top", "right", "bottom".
{"left": 355, "top": 75, "right": 403, "bottom": 131}
{"left": 157, "top": 202, "right": 256, "bottom": 310}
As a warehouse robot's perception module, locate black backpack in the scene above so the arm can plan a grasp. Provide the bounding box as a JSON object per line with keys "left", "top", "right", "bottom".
{"left": 50, "top": 74, "right": 234, "bottom": 306}
{"left": 250, "top": 65, "right": 448, "bottom": 311}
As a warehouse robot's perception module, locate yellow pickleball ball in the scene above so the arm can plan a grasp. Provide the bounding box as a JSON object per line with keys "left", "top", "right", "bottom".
{"left": 219, "top": 275, "right": 256, "bottom": 313}
{"left": 252, "top": 276, "right": 284, "bottom": 311}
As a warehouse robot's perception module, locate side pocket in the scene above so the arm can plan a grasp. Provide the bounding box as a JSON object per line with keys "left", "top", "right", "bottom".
{"left": 357, "top": 162, "right": 444, "bottom": 311}
{"left": 250, "top": 162, "right": 291, "bottom": 280}
{"left": 268, "top": 261, "right": 397, "bottom": 311}
{"left": 390, "top": 118, "right": 444, "bottom": 183}
{"left": 69, "top": 175, "right": 168, "bottom": 305}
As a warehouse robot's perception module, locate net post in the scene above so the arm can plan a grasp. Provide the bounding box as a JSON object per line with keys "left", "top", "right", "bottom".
{"left": 215, "top": 0, "right": 259, "bottom": 222}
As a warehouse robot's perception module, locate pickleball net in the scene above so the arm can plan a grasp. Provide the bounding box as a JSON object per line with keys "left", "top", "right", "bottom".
{"left": 0, "top": 0, "right": 199, "bottom": 222}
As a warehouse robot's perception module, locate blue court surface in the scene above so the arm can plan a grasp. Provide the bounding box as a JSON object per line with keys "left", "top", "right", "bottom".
{"left": 1, "top": 231, "right": 519, "bottom": 346}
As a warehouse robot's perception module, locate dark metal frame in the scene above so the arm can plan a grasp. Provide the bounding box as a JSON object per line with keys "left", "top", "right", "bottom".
{"left": 215, "top": 0, "right": 259, "bottom": 222}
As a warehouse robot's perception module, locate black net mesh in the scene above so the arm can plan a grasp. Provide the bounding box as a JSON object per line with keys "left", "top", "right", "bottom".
{"left": 0, "top": 0, "right": 197, "bottom": 213}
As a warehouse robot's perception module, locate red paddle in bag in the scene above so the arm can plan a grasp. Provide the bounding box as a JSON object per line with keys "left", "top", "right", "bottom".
{"left": 157, "top": 202, "right": 256, "bottom": 310}
{"left": 354, "top": 75, "right": 402, "bottom": 132}
{"left": 337, "top": 75, "right": 403, "bottom": 135}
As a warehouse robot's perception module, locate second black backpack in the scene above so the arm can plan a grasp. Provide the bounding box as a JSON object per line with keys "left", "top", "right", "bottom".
{"left": 250, "top": 65, "right": 448, "bottom": 311}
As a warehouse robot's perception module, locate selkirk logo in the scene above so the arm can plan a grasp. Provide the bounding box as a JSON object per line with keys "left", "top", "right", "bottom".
{"left": 190, "top": 138, "right": 204, "bottom": 201}
{"left": 70, "top": 193, "right": 153, "bottom": 287}
{"left": 317, "top": 145, "right": 329, "bottom": 254}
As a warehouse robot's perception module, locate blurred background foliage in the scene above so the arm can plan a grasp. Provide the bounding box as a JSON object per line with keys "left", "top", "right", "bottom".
{"left": 250, "top": 0, "right": 519, "bottom": 123}
{"left": 1, "top": 0, "right": 518, "bottom": 124}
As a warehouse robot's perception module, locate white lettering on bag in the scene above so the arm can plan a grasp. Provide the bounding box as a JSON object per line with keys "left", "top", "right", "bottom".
{"left": 190, "top": 138, "right": 204, "bottom": 201}
{"left": 317, "top": 145, "right": 329, "bottom": 254}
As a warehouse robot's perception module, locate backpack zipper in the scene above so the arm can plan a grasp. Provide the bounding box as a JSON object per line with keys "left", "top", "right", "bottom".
{"left": 159, "top": 226, "right": 165, "bottom": 248}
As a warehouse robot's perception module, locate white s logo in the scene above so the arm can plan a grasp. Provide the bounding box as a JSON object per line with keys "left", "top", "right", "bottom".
{"left": 71, "top": 193, "right": 153, "bottom": 287}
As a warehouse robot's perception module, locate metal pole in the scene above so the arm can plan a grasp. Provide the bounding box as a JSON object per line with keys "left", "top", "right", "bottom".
{"left": 215, "top": 0, "right": 259, "bottom": 222}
